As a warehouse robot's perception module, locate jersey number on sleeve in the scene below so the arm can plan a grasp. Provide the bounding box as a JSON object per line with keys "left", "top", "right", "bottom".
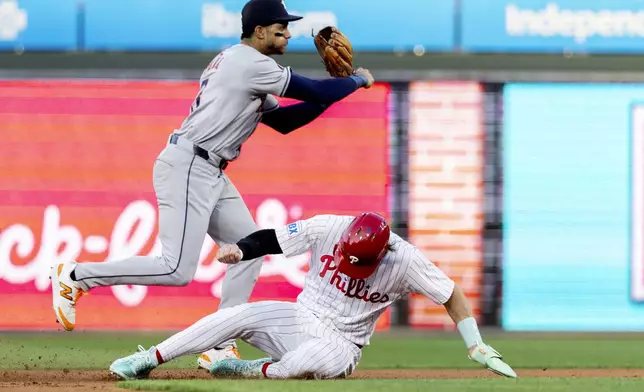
{"left": 190, "top": 79, "right": 209, "bottom": 113}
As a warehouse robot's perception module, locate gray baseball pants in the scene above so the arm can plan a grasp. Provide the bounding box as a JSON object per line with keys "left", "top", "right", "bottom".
{"left": 73, "top": 136, "right": 264, "bottom": 345}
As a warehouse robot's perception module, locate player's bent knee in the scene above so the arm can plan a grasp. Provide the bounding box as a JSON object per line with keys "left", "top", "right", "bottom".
{"left": 172, "top": 274, "right": 193, "bottom": 286}
{"left": 159, "top": 255, "right": 198, "bottom": 286}
{"left": 169, "top": 267, "right": 196, "bottom": 286}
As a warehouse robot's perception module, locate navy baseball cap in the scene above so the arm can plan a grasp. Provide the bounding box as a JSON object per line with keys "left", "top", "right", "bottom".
{"left": 241, "top": 0, "right": 303, "bottom": 35}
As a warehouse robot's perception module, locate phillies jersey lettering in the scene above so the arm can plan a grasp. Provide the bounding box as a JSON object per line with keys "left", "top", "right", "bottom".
{"left": 274, "top": 214, "right": 455, "bottom": 346}
{"left": 319, "top": 255, "right": 390, "bottom": 304}
{"left": 175, "top": 44, "right": 291, "bottom": 161}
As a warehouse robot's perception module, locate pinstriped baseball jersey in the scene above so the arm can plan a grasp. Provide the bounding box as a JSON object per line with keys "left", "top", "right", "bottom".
{"left": 175, "top": 44, "right": 291, "bottom": 161}
{"left": 274, "top": 214, "right": 455, "bottom": 347}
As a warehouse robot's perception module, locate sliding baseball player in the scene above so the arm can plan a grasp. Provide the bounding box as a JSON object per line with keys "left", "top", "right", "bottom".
{"left": 108, "top": 212, "right": 517, "bottom": 380}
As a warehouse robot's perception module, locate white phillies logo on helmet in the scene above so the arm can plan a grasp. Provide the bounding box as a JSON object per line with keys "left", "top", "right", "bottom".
{"left": 349, "top": 256, "right": 359, "bottom": 264}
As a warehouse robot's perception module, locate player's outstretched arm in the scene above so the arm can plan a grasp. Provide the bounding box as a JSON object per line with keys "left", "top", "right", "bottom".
{"left": 248, "top": 57, "right": 372, "bottom": 105}
{"left": 217, "top": 217, "right": 323, "bottom": 264}
{"left": 282, "top": 71, "right": 371, "bottom": 105}
{"left": 443, "top": 286, "right": 518, "bottom": 378}
{"left": 443, "top": 285, "right": 482, "bottom": 348}
{"left": 216, "top": 229, "right": 284, "bottom": 265}
{"left": 261, "top": 68, "right": 375, "bottom": 134}
{"left": 404, "top": 250, "right": 517, "bottom": 378}
{"left": 261, "top": 102, "right": 329, "bottom": 134}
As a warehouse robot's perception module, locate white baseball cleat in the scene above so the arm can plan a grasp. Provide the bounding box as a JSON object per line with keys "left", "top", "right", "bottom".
{"left": 50, "top": 261, "right": 84, "bottom": 331}
{"left": 198, "top": 345, "right": 241, "bottom": 371}
{"left": 469, "top": 343, "right": 517, "bottom": 378}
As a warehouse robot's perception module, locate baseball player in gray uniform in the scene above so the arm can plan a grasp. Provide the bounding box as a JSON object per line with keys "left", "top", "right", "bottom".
{"left": 50, "top": 0, "right": 375, "bottom": 366}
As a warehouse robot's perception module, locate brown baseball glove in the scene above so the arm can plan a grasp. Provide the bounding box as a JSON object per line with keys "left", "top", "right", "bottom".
{"left": 313, "top": 26, "right": 354, "bottom": 77}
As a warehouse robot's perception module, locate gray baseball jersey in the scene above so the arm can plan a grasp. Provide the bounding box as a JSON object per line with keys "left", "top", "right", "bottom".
{"left": 175, "top": 44, "right": 291, "bottom": 160}
{"left": 72, "top": 45, "right": 293, "bottom": 352}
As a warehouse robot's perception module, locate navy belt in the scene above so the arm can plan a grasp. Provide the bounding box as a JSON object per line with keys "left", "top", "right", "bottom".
{"left": 169, "top": 134, "right": 229, "bottom": 170}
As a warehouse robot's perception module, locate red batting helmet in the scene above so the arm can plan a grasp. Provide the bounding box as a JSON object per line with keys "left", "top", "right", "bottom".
{"left": 334, "top": 212, "right": 391, "bottom": 279}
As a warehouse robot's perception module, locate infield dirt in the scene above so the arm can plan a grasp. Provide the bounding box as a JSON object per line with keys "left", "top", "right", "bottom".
{"left": 2, "top": 368, "right": 644, "bottom": 391}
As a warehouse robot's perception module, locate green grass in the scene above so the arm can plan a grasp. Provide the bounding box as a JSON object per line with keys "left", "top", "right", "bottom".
{"left": 119, "top": 378, "right": 644, "bottom": 392}
{"left": 0, "top": 332, "right": 644, "bottom": 369}
{"left": 3, "top": 331, "right": 644, "bottom": 391}
{"left": 2, "top": 331, "right": 644, "bottom": 370}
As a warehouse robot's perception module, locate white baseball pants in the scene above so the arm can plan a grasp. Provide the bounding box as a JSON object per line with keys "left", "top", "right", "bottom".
{"left": 156, "top": 301, "right": 362, "bottom": 379}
